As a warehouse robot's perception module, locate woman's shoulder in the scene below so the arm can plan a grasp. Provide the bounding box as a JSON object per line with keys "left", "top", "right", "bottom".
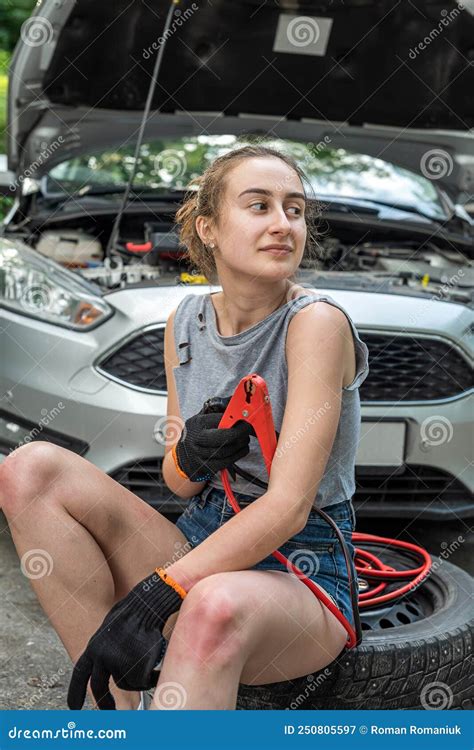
{"left": 285, "top": 287, "right": 361, "bottom": 389}
{"left": 287, "top": 286, "right": 354, "bottom": 324}
{"left": 286, "top": 284, "right": 332, "bottom": 307}
{"left": 286, "top": 286, "right": 348, "bottom": 324}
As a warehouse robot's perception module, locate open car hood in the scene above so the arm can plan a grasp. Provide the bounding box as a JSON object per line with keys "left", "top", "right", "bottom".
{"left": 7, "top": 0, "right": 474, "bottom": 203}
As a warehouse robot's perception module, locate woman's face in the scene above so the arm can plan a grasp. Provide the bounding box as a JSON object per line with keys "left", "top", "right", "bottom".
{"left": 207, "top": 156, "right": 307, "bottom": 283}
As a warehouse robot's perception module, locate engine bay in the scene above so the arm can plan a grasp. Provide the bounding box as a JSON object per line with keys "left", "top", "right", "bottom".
{"left": 7, "top": 208, "right": 473, "bottom": 304}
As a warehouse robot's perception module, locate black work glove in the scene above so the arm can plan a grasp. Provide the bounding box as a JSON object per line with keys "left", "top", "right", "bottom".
{"left": 67, "top": 570, "right": 185, "bottom": 710}
{"left": 174, "top": 396, "right": 256, "bottom": 482}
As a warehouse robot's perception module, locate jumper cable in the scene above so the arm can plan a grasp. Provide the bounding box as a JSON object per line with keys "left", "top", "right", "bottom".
{"left": 204, "top": 373, "right": 432, "bottom": 650}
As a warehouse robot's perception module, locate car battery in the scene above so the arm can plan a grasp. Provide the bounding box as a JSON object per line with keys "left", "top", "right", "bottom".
{"left": 124, "top": 223, "right": 186, "bottom": 267}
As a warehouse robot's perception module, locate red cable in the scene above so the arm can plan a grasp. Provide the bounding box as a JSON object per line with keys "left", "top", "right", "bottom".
{"left": 353, "top": 532, "right": 432, "bottom": 609}
{"left": 221, "top": 469, "right": 360, "bottom": 648}
{"left": 220, "top": 470, "right": 432, "bottom": 649}
{"left": 215, "top": 375, "right": 432, "bottom": 650}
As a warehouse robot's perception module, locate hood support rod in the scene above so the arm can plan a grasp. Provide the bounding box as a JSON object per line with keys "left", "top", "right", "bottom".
{"left": 105, "top": 0, "right": 182, "bottom": 263}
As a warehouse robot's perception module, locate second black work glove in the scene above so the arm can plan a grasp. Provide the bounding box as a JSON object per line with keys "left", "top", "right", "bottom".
{"left": 173, "top": 397, "right": 256, "bottom": 482}
{"left": 67, "top": 569, "right": 185, "bottom": 710}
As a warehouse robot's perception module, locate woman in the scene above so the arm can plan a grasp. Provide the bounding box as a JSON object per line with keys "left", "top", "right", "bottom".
{"left": 0, "top": 145, "right": 369, "bottom": 710}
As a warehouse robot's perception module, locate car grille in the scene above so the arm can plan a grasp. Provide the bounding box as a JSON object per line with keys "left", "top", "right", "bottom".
{"left": 110, "top": 458, "right": 188, "bottom": 514}
{"left": 97, "top": 328, "right": 472, "bottom": 402}
{"left": 359, "top": 334, "right": 472, "bottom": 402}
{"left": 97, "top": 326, "right": 166, "bottom": 392}
{"left": 112, "top": 459, "right": 471, "bottom": 520}
{"left": 353, "top": 464, "right": 472, "bottom": 519}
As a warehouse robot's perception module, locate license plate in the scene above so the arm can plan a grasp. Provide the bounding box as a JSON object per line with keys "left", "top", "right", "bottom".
{"left": 356, "top": 421, "right": 406, "bottom": 467}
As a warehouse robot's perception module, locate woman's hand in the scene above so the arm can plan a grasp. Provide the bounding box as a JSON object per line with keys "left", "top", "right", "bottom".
{"left": 173, "top": 397, "right": 256, "bottom": 482}
{"left": 67, "top": 570, "right": 185, "bottom": 710}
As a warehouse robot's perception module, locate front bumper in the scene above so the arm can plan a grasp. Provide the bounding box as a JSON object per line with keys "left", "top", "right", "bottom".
{"left": 1, "top": 295, "right": 472, "bottom": 520}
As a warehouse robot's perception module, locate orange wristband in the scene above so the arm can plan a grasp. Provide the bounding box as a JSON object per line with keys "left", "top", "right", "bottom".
{"left": 171, "top": 444, "right": 190, "bottom": 480}
{"left": 155, "top": 566, "right": 188, "bottom": 599}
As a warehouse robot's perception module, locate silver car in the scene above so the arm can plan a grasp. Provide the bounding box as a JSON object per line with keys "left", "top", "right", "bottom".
{"left": 1, "top": 0, "right": 473, "bottom": 520}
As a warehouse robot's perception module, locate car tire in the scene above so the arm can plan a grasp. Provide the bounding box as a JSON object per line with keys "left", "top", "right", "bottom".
{"left": 236, "top": 556, "right": 473, "bottom": 710}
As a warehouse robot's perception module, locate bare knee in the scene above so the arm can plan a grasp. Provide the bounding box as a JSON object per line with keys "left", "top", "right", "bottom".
{"left": 0, "top": 441, "right": 73, "bottom": 515}
{"left": 173, "top": 576, "right": 247, "bottom": 668}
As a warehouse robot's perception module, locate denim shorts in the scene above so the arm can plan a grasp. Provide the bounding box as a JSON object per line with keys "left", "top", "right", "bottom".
{"left": 174, "top": 486, "right": 358, "bottom": 627}
{"left": 152, "top": 488, "right": 358, "bottom": 670}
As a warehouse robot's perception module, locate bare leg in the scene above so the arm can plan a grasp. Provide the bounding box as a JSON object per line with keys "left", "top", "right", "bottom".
{"left": 151, "top": 656, "right": 244, "bottom": 710}
{"left": 5, "top": 495, "right": 140, "bottom": 708}
{"left": 0, "top": 443, "right": 192, "bottom": 710}
{"left": 150, "top": 583, "right": 247, "bottom": 710}
{"left": 149, "top": 570, "right": 347, "bottom": 710}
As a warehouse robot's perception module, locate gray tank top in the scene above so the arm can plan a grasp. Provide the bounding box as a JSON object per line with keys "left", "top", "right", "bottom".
{"left": 172, "top": 291, "right": 369, "bottom": 510}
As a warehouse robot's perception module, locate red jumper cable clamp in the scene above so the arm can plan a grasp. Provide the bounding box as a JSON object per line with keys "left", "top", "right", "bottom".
{"left": 215, "top": 373, "right": 361, "bottom": 649}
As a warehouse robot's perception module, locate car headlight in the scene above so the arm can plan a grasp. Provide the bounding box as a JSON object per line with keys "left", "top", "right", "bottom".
{"left": 0, "top": 239, "right": 113, "bottom": 330}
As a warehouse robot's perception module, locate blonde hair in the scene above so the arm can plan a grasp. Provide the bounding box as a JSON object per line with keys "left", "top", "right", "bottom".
{"left": 175, "top": 145, "right": 320, "bottom": 284}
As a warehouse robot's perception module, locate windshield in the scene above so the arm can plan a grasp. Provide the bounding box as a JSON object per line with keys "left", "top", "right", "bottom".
{"left": 45, "top": 135, "right": 447, "bottom": 220}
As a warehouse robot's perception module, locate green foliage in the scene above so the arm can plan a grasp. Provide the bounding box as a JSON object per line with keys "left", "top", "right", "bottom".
{"left": 0, "top": 69, "right": 8, "bottom": 154}
{"left": 0, "top": 194, "right": 13, "bottom": 220}
{"left": 0, "top": 0, "right": 37, "bottom": 53}
{"left": 0, "top": 51, "right": 11, "bottom": 220}
{"left": 0, "top": 0, "right": 35, "bottom": 178}
{"left": 0, "top": 49, "right": 10, "bottom": 75}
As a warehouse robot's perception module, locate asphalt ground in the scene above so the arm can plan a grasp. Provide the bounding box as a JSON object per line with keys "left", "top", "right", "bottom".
{"left": 0, "top": 509, "right": 472, "bottom": 710}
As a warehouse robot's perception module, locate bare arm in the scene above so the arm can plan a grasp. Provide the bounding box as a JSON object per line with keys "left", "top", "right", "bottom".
{"left": 162, "top": 450, "right": 208, "bottom": 500}
{"left": 166, "top": 302, "right": 352, "bottom": 590}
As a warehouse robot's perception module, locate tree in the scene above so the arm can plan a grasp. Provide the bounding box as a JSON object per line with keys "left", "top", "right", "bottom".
{"left": 0, "top": 0, "right": 37, "bottom": 54}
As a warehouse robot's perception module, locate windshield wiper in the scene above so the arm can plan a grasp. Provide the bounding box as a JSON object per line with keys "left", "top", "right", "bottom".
{"left": 318, "top": 199, "right": 379, "bottom": 215}
{"left": 361, "top": 198, "right": 447, "bottom": 224}
{"left": 42, "top": 184, "right": 187, "bottom": 206}
{"left": 41, "top": 183, "right": 126, "bottom": 205}
{"left": 315, "top": 194, "right": 445, "bottom": 224}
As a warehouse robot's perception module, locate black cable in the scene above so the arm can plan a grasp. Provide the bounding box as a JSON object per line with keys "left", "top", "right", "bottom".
{"left": 104, "top": 0, "right": 180, "bottom": 262}
{"left": 228, "top": 463, "right": 363, "bottom": 646}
